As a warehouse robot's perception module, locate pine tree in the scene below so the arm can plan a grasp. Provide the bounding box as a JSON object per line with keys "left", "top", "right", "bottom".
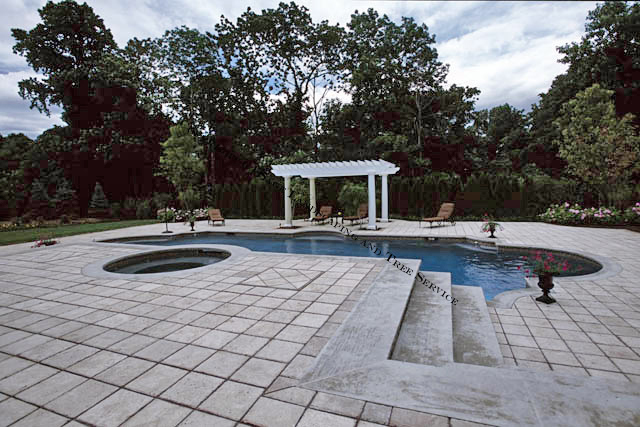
{"left": 28, "top": 179, "right": 51, "bottom": 219}
{"left": 53, "top": 178, "right": 79, "bottom": 217}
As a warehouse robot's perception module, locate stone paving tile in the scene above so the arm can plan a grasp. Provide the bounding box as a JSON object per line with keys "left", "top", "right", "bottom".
{"left": 0, "top": 363, "right": 57, "bottom": 394}
{"left": 122, "top": 399, "right": 192, "bottom": 427}
{"left": 231, "top": 357, "right": 285, "bottom": 387}
{"left": 79, "top": 389, "right": 152, "bottom": 427}
{"left": 196, "top": 351, "right": 248, "bottom": 378}
{"left": 134, "top": 339, "right": 185, "bottom": 362}
{"left": 199, "top": 380, "right": 263, "bottom": 420}
{"left": 243, "top": 397, "right": 305, "bottom": 427}
{"left": 362, "top": 402, "right": 392, "bottom": 424}
{"left": 45, "top": 379, "right": 117, "bottom": 418}
{"left": 311, "top": 392, "right": 365, "bottom": 418}
{"left": 16, "top": 371, "right": 86, "bottom": 406}
{"left": 0, "top": 356, "right": 33, "bottom": 379}
{"left": 0, "top": 397, "right": 37, "bottom": 426}
{"left": 163, "top": 344, "right": 215, "bottom": 370}
{"left": 389, "top": 407, "right": 449, "bottom": 427}
{"left": 10, "top": 408, "right": 68, "bottom": 427}
{"left": 95, "top": 356, "right": 155, "bottom": 386}
{"left": 297, "top": 408, "right": 356, "bottom": 427}
{"left": 178, "top": 410, "right": 234, "bottom": 426}
{"left": 126, "top": 363, "right": 187, "bottom": 396}
{"left": 161, "top": 371, "right": 223, "bottom": 407}
{"left": 223, "top": 334, "right": 269, "bottom": 356}
{"left": 67, "top": 350, "right": 126, "bottom": 377}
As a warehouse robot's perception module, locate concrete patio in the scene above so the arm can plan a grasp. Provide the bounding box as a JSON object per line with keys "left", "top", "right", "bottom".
{"left": 0, "top": 219, "right": 639, "bottom": 426}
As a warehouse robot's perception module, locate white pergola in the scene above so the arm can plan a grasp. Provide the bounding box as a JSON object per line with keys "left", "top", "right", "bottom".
{"left": 271, "top": 159, "right": 400, "bottom": 230}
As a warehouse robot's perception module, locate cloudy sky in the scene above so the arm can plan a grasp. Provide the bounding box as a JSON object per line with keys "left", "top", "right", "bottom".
{"left": 1, "top": 0, "right": 599, "bottom": 139}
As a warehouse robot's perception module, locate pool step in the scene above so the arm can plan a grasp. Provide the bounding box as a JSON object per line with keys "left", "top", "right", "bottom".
{"left": 451, "top": 285, "right": 503, "bottom": 367}
{"left": 391, "top": 272, "right": 453, "bottom": 366}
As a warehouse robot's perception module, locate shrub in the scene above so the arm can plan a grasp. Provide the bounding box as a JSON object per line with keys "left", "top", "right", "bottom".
{"left": 136, "top": 199, "right": 153, "bottom": 219}
{"left": 89, "top": 182, "right": 109, "bottom": 210}
{"left": 110, "top": 202, "right": 122, "bottom": 219}
{"left": 60, "top": 214, "right": 71, "bottom": 224}
{"left": 178, "top": 186, "right": 202, "bottom": 212}
{"left": 28, "top": 179, "right": 51, "bottom": 219}
{"left": 338, "top": 181, "right": 368, "bottom": 215}
{"left": 157, "top": 208, "right": 176, "bottom": 223}
{"left": 122, "top": 197, "right": 138, "bottom": 219}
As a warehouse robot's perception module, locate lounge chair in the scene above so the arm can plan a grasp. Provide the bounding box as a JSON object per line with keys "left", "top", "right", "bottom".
{"left": 344, "top": 203, "right": 368, "bottom": 225}
{"left": 208, "top": 208, "right": 225, "bottom": 226}
{"left": 419, "top": 203, "right": 455, "bottom": 228}
{"left": 312, "top": 206, "right": 333, "bottom": 224}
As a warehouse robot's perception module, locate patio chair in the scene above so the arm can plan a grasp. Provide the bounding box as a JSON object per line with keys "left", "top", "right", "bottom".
{"left": 419, "top": 203, "right": 456, "bottom": 228}
{"left": 208, "top": 208, "right": 225, "bottom": 226}
{"left": 344, "top": 203, "right": 368, "bottom": 225}
{"left": 311, "top": 206, "right": 333, "bottom": 224}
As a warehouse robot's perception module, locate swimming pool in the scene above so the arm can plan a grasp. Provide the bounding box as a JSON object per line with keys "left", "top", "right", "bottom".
{"left": 114, "top": 233, "right": 601, "bottom": 300}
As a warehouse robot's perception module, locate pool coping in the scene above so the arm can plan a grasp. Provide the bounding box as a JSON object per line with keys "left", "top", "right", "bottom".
{"left": 99, "top": 229, "right": 619, "bottom": 308}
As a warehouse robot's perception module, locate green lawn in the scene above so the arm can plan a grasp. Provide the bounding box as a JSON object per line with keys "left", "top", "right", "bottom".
{"left": 0, "top": 219, "right": 159, "bottom": 246}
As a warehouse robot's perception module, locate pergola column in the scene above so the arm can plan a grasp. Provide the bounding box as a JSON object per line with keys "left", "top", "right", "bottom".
{"left": 283, "top": 176, "right": 293, "bottom": 228}
{"left": 309, "top": 177, "right": 316, "bottom": 220}
{"left": 367, "top": 173, "right": 377, "bottom": 230}
{"left": 381, "top": 174, "right": 389, "bottom": 222}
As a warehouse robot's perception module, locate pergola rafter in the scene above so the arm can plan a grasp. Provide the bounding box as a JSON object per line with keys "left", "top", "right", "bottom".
{"left": 271, "top": 159, "right": 400, "bottom": 229}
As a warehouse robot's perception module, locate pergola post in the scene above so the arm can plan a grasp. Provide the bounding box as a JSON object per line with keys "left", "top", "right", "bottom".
{"left": 309, "top": 177, "right": 316, "bottom": 220}
{"left": 381, "top": 174, "right": 389, "bottom": 222}
{"left": 283, "top": 176, "right": 293, "bottom": 228}
{"left": 367, "top": 173, "right": 377, "bottom": 230}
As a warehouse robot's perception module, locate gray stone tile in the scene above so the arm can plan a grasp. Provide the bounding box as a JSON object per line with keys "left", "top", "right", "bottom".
{"left": 84, "top": 329, "right": 132, "bottom": 348}
{"left": 231, "top": 358, "right": 285, "bottom": 387}
{"left": 79, "top": 389, "right": 152, "bottom": 427}
{"left": 161, "top": 372, "right": 224, "bottom": 407}
{"left": 196, "top": 351, "right": 248, "bottom": 378}
{"left": 0, "top": 363, "right": 57, "bottom": 394}
{"left": 243, "top": 397, "right": 305, "bottom": 427}
{"left": 311, "top": 392, "right": 365, "bottom": 418}
{"left": 256, "top": 340, "right": 304, "bottom": 362}
{"left": 0, "top": 398, "right": 37, "bottom": 426}
{"left": 193, "top": 330, "right": 237, "bottom": 349}
{"left": 292, "top": 313, "right": 329, "bottom": 328}
{"left": 122, "top": 399, "right": 192, "bottom": 427}
{"left": 95, "top": 357, "right": 155, "bottom": 387}
{"left": 16, "top": 372, "right": 85, "bottom": 406}
{"left": 109, "top": 334, "right": 157, "bottom": 355}
{"left": 178, "top": 410, "right": 234, "bottom": 426}
{"left": 45, "top": 379, "right": 117, "bottom": 418}
{"left": 281, "top": 354, "right": 315, "bottom": 379}
{"left": 276, "top": 325, "right": 317, "bottom": 343}
{"left": 389, "top": 407, "right": 448, "bottom": 427}
{"left": 223, "top": 334, "right": 268, "bottom": 356}
{"left": 362, "top": 402, "right": 392, "bottom": 424}
{"left": 165, "top": 325, "right": 210, "bottom": 343}
{"left": 266, "top": 383, "right": 315, "bottom": 406}
{"left": 164, "top": 345, "right": 215, "bottom": 370}
{"left": 135, "top": 339, "right": 185, "bottom": 362}
{"left": 127, "top": 364, "right": 187, "bottom": 396}
{"left": 68, "top": 350, "right": 126, "bottom": 377}
{"left": 10, "top": 408, "right": 68, "bottom": 427}
{"left": 297, "top": 408, "right": 356, "bottom": 427}
{"left": 0, "top": 334, "right": 52, "bottom": 355}
{"left": 0, "top": 357, "right": 33, "bottom": 380}
{"left": 200, "top": 381, "right": 263, "bottom": 420}
{"left": 42, "top": 344, "right": 99, "bottom": 369}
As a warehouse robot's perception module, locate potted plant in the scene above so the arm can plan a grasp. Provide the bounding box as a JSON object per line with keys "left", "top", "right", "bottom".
{"left": 31, "top": 235, "right": 58, "bottom": 248}
{"left": 518, "top": 251, "right": 580, "bottom": 304}
{"left": 481, "top": 214, "right": 503, "bottom": 238}
{"left": 187, "top": 212, "right": 196, "bottom": 231}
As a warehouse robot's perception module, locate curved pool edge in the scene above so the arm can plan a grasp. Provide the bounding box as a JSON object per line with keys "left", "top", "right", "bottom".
{"left": 98, "top": 230, "right": 621, "bottom": 305}
{"left": 82, "top": 244, "right": 252, "bottom": 280}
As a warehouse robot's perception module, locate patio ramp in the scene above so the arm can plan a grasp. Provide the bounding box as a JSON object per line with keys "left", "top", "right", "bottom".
{"left": 391, "top": 272, "right": 503, "bottom": 368}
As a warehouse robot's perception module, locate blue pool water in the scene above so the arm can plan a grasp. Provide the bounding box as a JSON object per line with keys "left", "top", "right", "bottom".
{"left": 122, "top": 234, "right": 601, "bottom": 300}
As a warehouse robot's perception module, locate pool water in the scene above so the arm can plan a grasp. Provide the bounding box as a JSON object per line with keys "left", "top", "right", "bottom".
{"left": 125, "top": 234, "right": 601, "bottom": 300}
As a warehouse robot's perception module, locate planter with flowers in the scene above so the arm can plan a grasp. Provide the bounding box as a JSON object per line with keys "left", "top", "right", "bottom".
{"left": 518, "top": 251, "right": 581, "bottom": 304}
{"left": 481, "top": 214, "right": 503, "bottom": 238}
{"left": 31, "top": 236, "right": 58, "bottom": 248}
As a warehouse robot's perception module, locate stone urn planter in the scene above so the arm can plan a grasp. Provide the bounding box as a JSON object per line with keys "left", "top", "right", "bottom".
{"left": 536, "top": 273, "right": 556, "bottom": 304}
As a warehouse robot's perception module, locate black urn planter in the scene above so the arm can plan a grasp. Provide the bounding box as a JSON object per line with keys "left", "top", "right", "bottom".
{"left": 189, "top": 221, "right": 195, "bottom": 231}
{"left": 488, "top": 226, "right": 496, "bottom": 238}
{"left": 536, "top": 273, "right": 556, "bottom": 304}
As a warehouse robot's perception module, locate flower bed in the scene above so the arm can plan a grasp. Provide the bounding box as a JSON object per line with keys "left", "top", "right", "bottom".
{"left": 539, "top": 202, "right": 640, "bottom": 225}
{"left": 157, "top": 208, "right": 209, "bottom": 222}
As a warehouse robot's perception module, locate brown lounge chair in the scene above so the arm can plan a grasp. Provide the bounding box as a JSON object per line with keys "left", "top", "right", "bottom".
{"left": 208, "top": 208, "right": 225, "bottom": 226}
{"left": 344, "top": 203, "right": 368, "bottom": 225}
{"left": 419, "top": 203, "right": 455, "bottom": 228}
{"left": 311, "top": 206, "right": 333, "bottom": 224}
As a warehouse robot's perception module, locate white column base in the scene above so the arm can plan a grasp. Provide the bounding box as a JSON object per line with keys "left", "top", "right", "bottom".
{"left": 366, "top": 224, "right": 378, "bottom": 230}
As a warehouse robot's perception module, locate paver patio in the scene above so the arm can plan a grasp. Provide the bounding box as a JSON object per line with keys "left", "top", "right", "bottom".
{"left": 0, "top": 219, "right": 639, "bottom": 426}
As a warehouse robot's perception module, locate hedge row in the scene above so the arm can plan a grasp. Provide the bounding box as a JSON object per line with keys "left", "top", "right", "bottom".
{"left": 206, "top": 173, "right": 598, "bottom": 219}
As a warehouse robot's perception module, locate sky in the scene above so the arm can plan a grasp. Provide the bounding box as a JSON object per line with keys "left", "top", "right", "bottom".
{"left": 0, "top": 0, "right": 600, "bottom": 139}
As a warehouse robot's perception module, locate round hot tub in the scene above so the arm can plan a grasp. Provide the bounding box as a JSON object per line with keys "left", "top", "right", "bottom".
{"left": 104, "top": 248, "right": 230, "bottom": 274}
